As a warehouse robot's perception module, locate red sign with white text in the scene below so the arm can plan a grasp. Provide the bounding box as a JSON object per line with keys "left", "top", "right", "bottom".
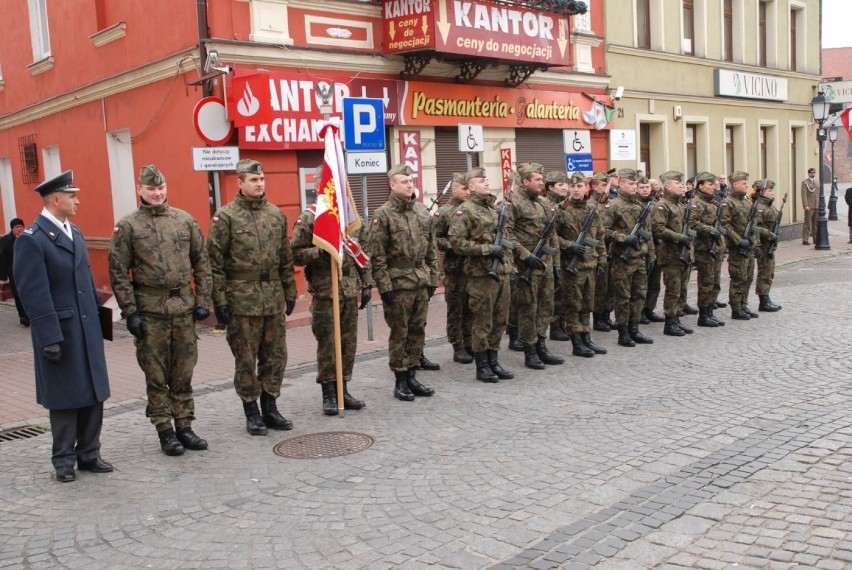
{"left": 398, "top": 130, "right": 423, "bottom": 201}
{"left": 500, "top": 148, "right": 512, "bottom": 192}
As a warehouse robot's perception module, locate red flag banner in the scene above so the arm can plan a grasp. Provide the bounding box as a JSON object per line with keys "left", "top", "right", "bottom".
{"left": 841, "top": 108, "right": 852, "bottom": 141}
{"left": 313, "top": 119, "right": 364, "bottom": 272}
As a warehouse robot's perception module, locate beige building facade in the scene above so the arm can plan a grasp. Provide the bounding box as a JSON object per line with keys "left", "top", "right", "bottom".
{"left": 604, "top": 0, "right": 821, "bottom": 222}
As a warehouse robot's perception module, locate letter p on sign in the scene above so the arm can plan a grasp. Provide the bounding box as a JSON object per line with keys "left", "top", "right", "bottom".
{"left": 343, "top": 97, "right": 386, "bottom": 151}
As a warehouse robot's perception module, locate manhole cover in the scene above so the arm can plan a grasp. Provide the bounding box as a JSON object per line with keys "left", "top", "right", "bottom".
{"left": 273, "top": 432, "right": 374, "bottom": 459}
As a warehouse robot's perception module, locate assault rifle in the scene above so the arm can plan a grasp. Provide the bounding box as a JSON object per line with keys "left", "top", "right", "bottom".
{"left": 520, "top": 193, "right": 568, "bottom": 283}
{"left": 565, "top": 192, "right": 608, "bottom": 275}
{"left": 678, "top": 196, "right": 697, "bottom": 266}
{"left": 618, "top": 189, "right": 659, "bottom": 262}
{"left": 765, "top": 193, "right": 788, "bottom": 259}
{"left": 709, "top": 195, "right": 726, "bottom": 258}
{"left": 487, "top": 182, "right": 516, "bottom": 282}
{"left": 427, "top": 179, "right": 453, "bottom": 212}
{"left": 738, "top": 181, "right": 764, "bottom": 257}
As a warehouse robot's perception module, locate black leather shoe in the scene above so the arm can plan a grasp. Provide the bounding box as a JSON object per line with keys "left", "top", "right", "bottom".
{"left": 507, "top": 326, "right": 524, "bottom": 351}
{"left": 243, "top": 401, "right": 269, "bottom": 436}
{"left": 643, "top": 309, "right": 665, "bottom": 323}
{"left": 758, "top": 295, "right": 782, "bottom": 312}
{"left": 592, "top": 312, "right": 611, "bottom": 332}
{"left": 407, "top": 369, "right": 435, "bottom": 396}
{"left": 487, "top": 350, "right": 514, "bottom": 379}
{"left": 639, "top": 312, "right": 650, "bottom": 325}
{"left": 535, "top": 337, "right": 565, "bottom": 365}
{"left": 714, "top": 301, "right": 728, "bottom": 309}
{"left": 321, "top": 382, "right": 338, "bottom": 416}
{"left": 675, "top": 318, "right": 693, "bottom": 335}
{"left": 581, "top": 332, "right": 607, "bottom": 354}
{"left": 731, "top": 308, "right": 751, "bottom": 320}
{"left": 743, "top": 307, "right": 759, "bottom": 318}
{"left": 523, "top": 343, "right": 545, "bottom": 369}
{"left": 570, "top": 333, "right": 594, "bottom": 358}
{"left": 418, "top": 354, "right": 441, "bottom": 370}
{"left": 663, "top": 317, "right": 686, "bottom": 337}
{"left": 176, "top": 427, "right": 208, "bottom": 450}
{"left": 77, "top": 457, "right": 114, "bottom": 473}
{"left": 549, "top": 322, "right": 570, "bottom": 341}
{"left": 342, "top": 383, "right": 366, "bottom": 410}
{"left": 55, "top": 466, "right": 76, "bottom": 482}
{"left": 474, "top": 352, "right": 498, "bottom": 383}
{"left": 617, "top": 325, "right": 636, "bottom": 347}
{"left": 260, "top": 392, "right": 294, "bottom": 430}
{"left": 452, "top": 346, "right": 473, "bottom": 364}
{"left": 628, "top": 323, "right": 654, "bottom": 344}
{"left": 394, "top": 371, "right": 415, "bottom": 401}
{"left": 20, "top": 317, "right": 30, "bottom": 327}
{"left": 158, "top": 428, "right": 186, "bottom": 456}
{"left": 682, "top": 304, "right": 699, "bottom": 315}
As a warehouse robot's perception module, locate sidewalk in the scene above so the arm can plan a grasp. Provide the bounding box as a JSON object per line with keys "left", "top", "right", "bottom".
{"left": 1, "top": 217, "right": 850, "bottom": 428}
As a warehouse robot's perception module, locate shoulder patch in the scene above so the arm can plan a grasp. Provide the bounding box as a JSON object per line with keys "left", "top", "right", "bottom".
{"left": 691, "top": 204, "right": 697, "bottom": 209}
{"left": 433, "top": 211, "right": 440, "bottom": 217}
{"left": 295, "top": 218, "right": 302, "bottom": 225}
{"left": 113, "top": 226, "right": 120, "bottom": 233}
{"left": 657, "top": 206, "right": 665, "bottom": 210}
{"left": 604, "top": 204, "right": 610, "bottom": 209}
{"left": 722, "top": 203, "right": 728, "bottom": 207}
{"left": 212, "top": 216, "right": 220, "bottom": 223}
{"left": 372, "top": 218, "right": 379, "bottom": 225}
{"left": 757, "top": 209, "right": 764, "bottom": 213}
{"left": 455, "top": 210, "right": 464, "bottom": 216}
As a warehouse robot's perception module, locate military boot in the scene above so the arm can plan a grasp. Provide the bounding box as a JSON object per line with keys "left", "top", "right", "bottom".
{"left": 628, "top": 322, "right": 654, "bottom": 344}
{"left": 342, "top": 382, "right": 365, "bottom": 410}
{"left": 452, "top": 344, "right": 474, "bottom": 364}
{"left": 743, "top": 306, "right": 759, "bottom": 318}
{"left": 570, "top": 333, "right": 594, "bottom": 358}
{"left": 418, "top": 353, "right": 441, "bottom": 370}
{"left": 243, "top": 401, "right": 268, "bottom": 436}
{"left": 643, "top": 308, "right": 665, "bottom": 323}
{"left": 603, "top": 312, "right": 614, "bottom": 328}
{"left": 393, "top": 371, "right": 415, "bottom": 401}
{"left": 683, "top": 304, "right": 699, "bottom": 315}
{"left": 715, "top": 300, "right": 728, "bottom": 308}
{"left": 158, "top": 428, "right": 185, "bottom": 456}
{"left": 474, "top": 352, "right": 498, "bottom": 383}
{"left": 321, "top": 382, "right": 338, "bottom": 416}
{"left": 549, "top": 320, "right": 570, "bottom": 341}
{"left": 593, "top": 312, "right": 611, "bottom": 332}
{"left": 523, "top": 343, "right": 545, "bottom": 369}
{"left": 507, "top": 325, "right": 524, "bottom": 351}
{"left": 487, "top": 350, "right": 514, "bottom": 379}
{"left": 536, "top": 337, "right": 565, "bottom": 365}
{"left": 758, "top": 295, "right": 782, "bottom": 312}
{"left": 260, "top": 392, "right": 293, "bottom": 431}
{"left": 407, "top": 369, "right": 435, "bottom": 397}
{"left": 639, "top": 311, "right": 650, "bottom": 325}
{"left": 581, "top": 332, "right": 607, "bottom": 355}
{"left": 664, "top": 317, "right": 686, "bottom": 336}
{"left": 731, "top": 307, "right": 751, "bottom": 320}
{"left": 675, "top": 317, "right": 693, "bottom": 335}
{"left": 176, "top": 426, "right": 208, "bottom": 451}
{"left": 708, "top": 307, "right": 725, "bottom": 326}
{"left": 617, "top": 325, "right": 636, "bottom": 347}
{"left": 697, "top": 306, "right": 719, "bottom": 327}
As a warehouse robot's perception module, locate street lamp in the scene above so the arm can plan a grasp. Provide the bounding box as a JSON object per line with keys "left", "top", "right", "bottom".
{"left": 810, "top": 93, "right": 831, "bottom": 250}
{"left": 828, "top": 125, "right": 839, "bottom": 221}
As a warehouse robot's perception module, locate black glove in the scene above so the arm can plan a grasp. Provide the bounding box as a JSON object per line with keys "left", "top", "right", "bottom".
{"left": 596, "top": 264, "right": 607, "bottom": 281}
{"left": 380, "top": 290, "right": 395, "bottom": 305}
{"left": 647, "top": 259, "right": 655, "bottom": 274}
{"left": 711, "top": 228, "right": 723, "bottom": 240}
{"left": 427, "top": 285, "right": 437, "bottom": 298}
{"left": 569, "top": 242, "right": 589, "bottom": 259}
{"left": 738, "top": 238, "right": 752, "bottom": 250}
{"left": 623, "top": 234, "right": 639, "bottom": 246}
{"left": 525, "top": 253, "right": 545, "bottom": 271}
{"left": 42, "top": 343, "right": 61, "bottom": 364}
{"left": 285, "top": 299, "right": 296, "bottom": 316}
{"left": 679, "top": 234, "right": 693, "bottom": 246}
{"left": 488, "top": 245, "right": 505, "bottom": 262}
{"left": 552, "top": 266, "right": 562, "bottom": 283}
{"left": 359, "top": 287, "right": 372, "bottom": 310}
{"left": 214, "top": 305, "right": 231, "bottom": 325}
{"left": 193, "top": 306, "right": 210, "bottom": 322}
{"left": 126, "top": 312, "right": 147, "bottom": 340}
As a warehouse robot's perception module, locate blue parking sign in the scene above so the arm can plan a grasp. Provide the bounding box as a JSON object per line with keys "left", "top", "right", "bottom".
{"left": 342, "top": 98, "right": 385, "bottom": 151}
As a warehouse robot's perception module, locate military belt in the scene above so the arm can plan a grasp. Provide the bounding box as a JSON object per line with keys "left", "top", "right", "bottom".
{"left": 388, "top": 259, "right": 424, "bottom": 269}
{"left": 134, "top": 283, "right": 191, "bottom": 297}
{"left": 227, "top": 270, "right": 280, "bottom": 282}
{"left": 312, "top": 265, "right": 354, "bottom": 277}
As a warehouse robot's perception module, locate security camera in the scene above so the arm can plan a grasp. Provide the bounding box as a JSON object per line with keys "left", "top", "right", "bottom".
{"left": 203, "top": 50, "right": 229, "bottom": 75}
{"left": 612, "top": 86, "right": 624, "bottom": 101}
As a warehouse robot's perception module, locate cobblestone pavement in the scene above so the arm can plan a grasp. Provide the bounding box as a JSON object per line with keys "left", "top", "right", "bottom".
{"left": 1, "top": 247, "right": 851, "bottom": 568}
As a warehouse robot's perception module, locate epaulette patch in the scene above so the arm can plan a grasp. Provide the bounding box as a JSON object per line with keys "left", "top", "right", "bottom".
{"left": 433, "top": 211, "right": 440, "bottom": 217}
{"left": 24, "top": 228, "right": 33, "bottom": 234}
{"left": 212, "top": 216, "right": 220, "bottom": 223}
{"left": 295, "top": 218, "right": 302, "bottom": 225}
{"left": 722, "top": 203, "right": 728, "bottom": 207}
{"left": 657, "top": 206, "right": 665, "bottom": 210}
{"left": 455, "top": 210, "right": 463, "bottom": 216}
{"left": 691, "top": 204, "right": 697, "bottom": 209}
{"left": 372, "top": 219, "right": 379, "bottom": 225}
{"left": 113, "top": 226, "right": 120, "bottom": 232}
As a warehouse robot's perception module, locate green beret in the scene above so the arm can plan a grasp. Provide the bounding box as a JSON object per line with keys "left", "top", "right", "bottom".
{"left": 659, "top": 170, "right": 684, "bottom": 184}
{"left": 387, "top": 164, "right": 411, "bottom": 178}
{"left": 34, "top": 170, "right": 78, "bottom": 197}
{"left": 729, "top": 171, "right": 749, "bottom": 182}
{"left": 617, "top": 168, "right": 638, "bottom": 181}
{"left": 138, "top": 165, "right": 165, "bottom": 186}
{"left": 517, "top": 162, "right": 543, "bottom": 178}
{"left": 452, "top": 172, "right": 467, "bottom": 185}
{"left": 568, "top": 172, "right": 586, "bottom": 184}
{"left": 753, "top": 179, "right": 775, "bottom": 191}
{"left": 591, "top": 171, "right": 609, "bottom": 182}
{"left": 464, "top": 167, "right": 486, "bottom": 184}
{"left": 695, "top": 171, "right": 716, "bottom": 184}
{"left": 637, "top": 176, "right": 649, "bottom": 185}
{"left": 545, "top": 171, "right": 567, "bottom": 184}
{"left": 236, "top": 159, "right": 263, "bottom": 175}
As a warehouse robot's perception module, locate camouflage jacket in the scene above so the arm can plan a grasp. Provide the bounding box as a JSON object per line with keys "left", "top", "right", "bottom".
{"left": 433, "top": 196, "right": 465, "bottom": 273}
{"left": 291, "top": 207, "right": 372, "bottom": 299}
{"left": 753, "top": 195, "right": 779, "bottom": 249}
{"left": 688, "top": 191, "right": 722, "bottom": 255}
{"left": 367, "top": 193, "right": 438, "bottom": 293}
{"left": 506, "top": 186, "right": 560, "bottom": 275}
{"left": 207, "top": 192, "right": 297, "bottom": 316}
{"left": 604, "top": 193, "right": 655, "bottom": 264}
{"left": 448, "top": 192, "right": 514, "bottom": 278}
{"left": 556, "top": 198, "right": 607, "bottom": 271}
{"left": 651, "top": 190, "right": 690, "bottom": 265}
{"left": 721, "top": 191, "right": 754, "bottom": 253}
{"left": 108, "top": 203, "right": 211, "bottom": 317}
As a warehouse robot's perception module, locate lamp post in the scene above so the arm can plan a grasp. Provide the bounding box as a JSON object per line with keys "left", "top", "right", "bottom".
{"left": 811, "top": 93, "right": 831, "bottom": 250}
{"left": 828, "top": 126, "right": 839, "bottom": 221}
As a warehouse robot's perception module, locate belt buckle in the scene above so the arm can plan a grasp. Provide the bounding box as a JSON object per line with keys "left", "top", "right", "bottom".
{"left": 259, "top": 271, "right": 270, "bottom": 282}
{"left": 168, "top": 287, "right": 181, "bottom": 297}
{"left": 415, "top": 260, "right": 424, "bottom": 268}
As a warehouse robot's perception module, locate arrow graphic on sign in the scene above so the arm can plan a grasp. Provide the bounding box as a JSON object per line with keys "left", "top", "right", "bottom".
{"left": 388, "top": 21, "right": 396, "bottom": 40}
{"left": 437, "top": 0, "right": 451, "bottom": 44}
{"left": 558, "top": 19, "right": 568, "bottom": 57}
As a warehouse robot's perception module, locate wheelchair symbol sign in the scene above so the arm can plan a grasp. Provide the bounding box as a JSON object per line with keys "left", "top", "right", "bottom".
{"left": 565, "top": 154, "right": 593, "bottom": 173}
{"left": 563, "top": 129, "right": 591, "bottom": 154}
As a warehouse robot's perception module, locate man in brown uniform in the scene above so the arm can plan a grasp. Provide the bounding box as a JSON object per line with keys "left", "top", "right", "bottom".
{"left": 688, "top": 171, "right": 726, "bottom": 327}
{"left": 800, "top": 167, "right": 818, "bottom": 245}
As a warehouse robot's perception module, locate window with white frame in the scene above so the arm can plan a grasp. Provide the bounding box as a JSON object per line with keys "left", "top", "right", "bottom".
{"left": 27, "top": 0, "right": 51, "bottom": 62}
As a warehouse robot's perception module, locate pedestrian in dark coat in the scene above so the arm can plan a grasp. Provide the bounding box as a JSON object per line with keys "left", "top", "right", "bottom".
{"left": 13, "top": 170, "right": 112, "bottom": 483}
{"left": 0, "top": 217, "right": 28, "bottom": 325}
{"left": 845, "top": 187, "right": 852, "bottom": 243}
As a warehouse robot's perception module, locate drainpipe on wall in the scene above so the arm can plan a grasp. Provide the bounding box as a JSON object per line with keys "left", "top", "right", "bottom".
{"left": 197, "top": 0, "right": 218, "bottom": 217}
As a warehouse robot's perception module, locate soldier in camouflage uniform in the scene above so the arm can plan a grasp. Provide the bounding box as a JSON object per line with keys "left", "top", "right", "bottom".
{"left": 541, "top": 171, "right": 570, "bottom": 342}
{"left": 448, "top": 167, "right": 514, "bottom": 383}
{"left": 688, "top": 171, "right": 726, "bottom": 327}
{"left": 557, "top": 172, "right": 608, "bottom": 358}
{"left": 505, "top": 163, "right": 564, "bottom": 369}
{"left": 641, "top": 178, "right": 665, "bottom": 325}
{"left": 109, "top": 165, "right": 211, "bottom": 456}
{"left": 367, "top": 164, "right": 439, "bottom": 401}
{"left": 651, "top": 171, "right": 694, "bottom": 337}
{"left": 207, "top": 159, "right": 297, "bottom": 435}
{"left": 433, "top": 173, "right": 473, "bottom": 364}
{"left": 291, "top": 167, "right": 372, "bottom": 416}
{"left": 721, "top": 171, "right": 759, "bottom": 320}
{"left": 604, "top": 169, "right": 655, "bottom": 347}
{"left": 751, "top": 180, "right": 782, "bottom": 312}
{"left": 591, "top": 171, "right": 615, "bottom": 332}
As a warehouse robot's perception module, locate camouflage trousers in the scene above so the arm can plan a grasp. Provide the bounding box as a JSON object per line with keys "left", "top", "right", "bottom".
{"left": 660, "top": 262, "right": 687, "bottom": 317}
{"left": 382, "top": 287, "right": 429, "bottom": 372}
{"left": 678, "top": 264, "right": 691, "bottom": 313}
{"left": 515, "top": 272, "right": 554, "bottom": 345}
{"left": 226, "top": 313, "right": 287, "bottom": 402}
{"left": 466, "top": 275, "right": 510, "bottom": 353}
{"left": 644, "top": 260, "right": 663, "bottom": 311}
{"left": 593, "top": 261, "right": 611, "bottom": 313}
{"left": 563, "top": 268, "right": 594, "bottom": 334}
{"left": 311, "top": 294, "right": 358, "bottom": 384}
{"left": 695, "top": 252, "right": 723, "bottom": 307}
{"left": 754, "top": 250, "right": 775, "bottom": 295}
{"left": 136, "top": 312, "right": 197, "bottom": 430}
{"left": 727, "top": 251, "right": 755, "bottom": 310}
{"left": 610, "top": 258, "right": 646, "bottom": 326}
{"left": 444, "top": 271, "right": 472, "bottom": 349}
{"left": 553, "top": 268, "right": 568, "bottom": 320}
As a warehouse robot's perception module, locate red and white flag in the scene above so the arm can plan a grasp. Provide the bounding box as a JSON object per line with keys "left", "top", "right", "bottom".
{"left": 840, "top": 107, "right": 852, "bottom": 141}
{"left": 313, "top": 118, "right": 365, "bottom": 272}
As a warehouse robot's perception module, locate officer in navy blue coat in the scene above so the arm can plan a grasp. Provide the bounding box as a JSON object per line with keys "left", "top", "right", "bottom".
{"left": 13, "top": 170, "right": 113, "bottom": 482}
